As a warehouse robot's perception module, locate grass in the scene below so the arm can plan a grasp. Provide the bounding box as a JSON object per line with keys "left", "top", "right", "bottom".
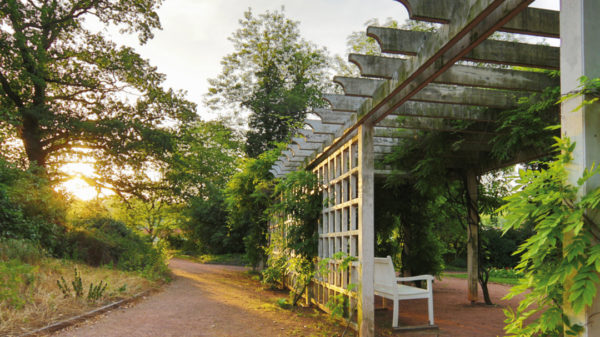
{"left": 173, "top": 252, "right": 247, "bottom": 266}
{"left": 443, "top": 272, "right": 521, "bottom": 285}
{"left": 0, "top": 257, "right": 161, "bottom": 336}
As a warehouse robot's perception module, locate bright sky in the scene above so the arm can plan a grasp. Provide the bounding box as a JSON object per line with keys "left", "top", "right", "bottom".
{"left": 114, "top": 0, "right": 560, "bottom": 120}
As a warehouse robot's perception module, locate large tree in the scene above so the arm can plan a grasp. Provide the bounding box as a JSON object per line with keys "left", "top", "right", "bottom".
{"left": 0, "top": 0, "right": 196, "bottom": 194}
{"left": 206, "top": 8, "right": 330, "bottom": 157}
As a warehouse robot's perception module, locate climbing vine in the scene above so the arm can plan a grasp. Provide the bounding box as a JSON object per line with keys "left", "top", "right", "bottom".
{"left": 263, "top": 170, "right": 321, "bottom": 306}
{"left": 502, "top": 77, "right": 600, "bottom": 336}
{"left": 501, "top": 138, "right": 600, "bottom": 336}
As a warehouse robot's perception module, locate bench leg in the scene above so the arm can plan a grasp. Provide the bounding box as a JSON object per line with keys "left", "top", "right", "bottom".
{"left": 393, "top": 297, "right": 399, "bottom": 328}
{"left": 428, "top": 295, "right": 434, "bottom": 325}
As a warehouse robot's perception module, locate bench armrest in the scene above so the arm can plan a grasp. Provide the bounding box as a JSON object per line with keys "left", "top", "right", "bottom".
{"left": 396, "top": 275, "right": 434, "bottom": 282}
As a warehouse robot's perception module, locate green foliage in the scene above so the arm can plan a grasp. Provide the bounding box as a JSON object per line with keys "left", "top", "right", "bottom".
{"left": 182, "top": 188, "right": 235, "bottom": 255}
{"left": 269, "top": 171, "right": 321, "bottom": 258}
{"left": 0, "top": 260, "right": 37, "bottom": 309}
{"left": 0, "top": 0, "right": 197, "bottom": 194}
{"left": 480, "top": 226, "right": 531, "bottom": 269}
{"left": 321, "top": 252, "right": 358, "bottom": 328}
{"left": 375, "top": 179, "right": 445, "bottom": 277}
{"left": 501, "top": 138, "right": 600, "bottom": 336}
{"left": 206, "top": 8, "right": 330, "bottom": 157}
{"left": 0, "top": 238, "right": 46, "bottom": 264}
{"left": 87, "top": 280, "right": 108, "bottom": 302}
{"left": 0, "top": 159, "right": 67, "bottom": 255}
{"left": 225, "top": 147, "right": 280, "bottom": 268}
{"left": 263, "top": 170, "right": 321, "bottom": 304}
{"left": 57, "top": 268, "right": 109, "bottom": 303}
{"left": 558, "top": 76, "right": 600, "bottom": 111}
{"left": 491, "top": 82, "right": 560, "bottom": 161}
{"left": 65, "top": 216, "right": 169, "bottom": 280}
{"left": 276, "top": 297, "right": 291, "bottom": 309}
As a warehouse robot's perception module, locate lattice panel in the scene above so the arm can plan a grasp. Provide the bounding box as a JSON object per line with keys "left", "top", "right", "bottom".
{"left": 310, "top": 135, "right": 360, "bottom": 319}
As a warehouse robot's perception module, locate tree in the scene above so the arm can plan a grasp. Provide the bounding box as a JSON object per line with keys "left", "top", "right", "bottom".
{"left": 168, "top": 120, "right": 243, "bottom": 201}
{"left": 206, "top": 8, "right": 330, "bottom": 157}
{"left": 224, "top": 146, "right": 280, "bottom": 268}
{"left": 0, "top": 0, "right": 197, "bottom": 195}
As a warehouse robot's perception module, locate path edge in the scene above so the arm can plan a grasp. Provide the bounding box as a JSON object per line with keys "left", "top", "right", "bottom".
{"left": 19, "top": 288, "right": 161, "bottom": 337}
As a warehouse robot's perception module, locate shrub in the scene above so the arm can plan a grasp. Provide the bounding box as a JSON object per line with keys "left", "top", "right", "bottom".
{"left": 0, "top": 239, "right": 46, "bottom": 264}
{"left": 0, "top": 160, "right": 67, "bottom": 256}
{"left": 0, "top": 260, "right": 37, "bottom": 309}
{"left": 66, "top": 217, "right": 169, "bottom": 280}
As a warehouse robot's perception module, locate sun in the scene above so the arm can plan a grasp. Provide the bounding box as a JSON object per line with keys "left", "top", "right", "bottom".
{"left": 58, "top": 161, "right": 111, "bottom": 201}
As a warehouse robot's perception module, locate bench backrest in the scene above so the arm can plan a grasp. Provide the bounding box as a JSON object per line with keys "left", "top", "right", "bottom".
{"left": 374, "top": 256, "right": 396, "bottom": 288}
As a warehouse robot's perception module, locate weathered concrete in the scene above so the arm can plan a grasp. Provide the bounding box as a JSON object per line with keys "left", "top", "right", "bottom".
{"left": 396, "top": 1, "right": 558, "bottom": 37}
{"left": 297, "top": 129, "right": 333, "bottom": 144}
{"left": 358, "top": 123, "right": 375, "bottom": 337}
{"left": 378, "top": 115, "right": 497, "bottom": 135}
{"left": 560, "top": 1, "right": 600, "bottom": 335}
{"left": 412, "top": 84, "right": 524, "bottom": 109}
{"left": 336, "top": 79, "right": 522, "bottom": 111}
{"left": 305, "top": 119, "right": 343, "bottom": 135}
{"left": 367, "top": 27, "right": 559, "bottom": 69}
{"left": 291, "top": 137, "right": 322, "bottom": 151}
{"left": 312, "top": 108, "right": 354, "bottom": 125}
{"left": 374, "top": 126, "right": 417, "bottom": 138}
{"left": 310, "top": 0, "right": 534, "bottom": 166}
{"left": 324, "top": 94, "right": 367, "bottom": 112}
{"left": 347, "top": 54, "right": 556, "bottom": 92}
{"left": 391, "top": 101, "right": 496, "bottom": 122}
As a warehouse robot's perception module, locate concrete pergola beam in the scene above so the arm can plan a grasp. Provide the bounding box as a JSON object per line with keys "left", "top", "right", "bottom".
{"left": 412, "top": 83, "right": 524, "bottom": 109}
{"left": 282, "top": 150, "right": 307, "bottom": 163}
{"left": 396, "top": 1, "right": 558, "bottom": 38}
{"left": 335, "top": 77, "right": 521, "bottom": 110}
{"left": 346, "top": 54, "right": 557, "bottom": 92}
{"left": 297, "top": 129, "right": 334, "bottom": 144}
{"left": 288, "top": 144, "right": 314, "bottom": 157}
{"left": 305, "top": 119, "right": 342, "bottom": 134}
{"left": 323, "top": 94, "right": 367, "bottom": 112}
{"left": 391, "top": 101, "right": 496, "bottom": 122}
{"left": 291, "top": 137, "right": 322, "bottom": 151}
{"left": 311, "top": 108, "right": 354, "bottom": 124}
{"left": 378, "top": 115, "right": 498, "bottom": 135}
{"left": 367, "top": 27, "right": 559, "bottom": 69}
{"left": 374, "top": 127, "right": 418, "bottom": 138}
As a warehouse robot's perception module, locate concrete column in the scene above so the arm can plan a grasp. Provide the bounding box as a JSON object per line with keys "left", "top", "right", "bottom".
{"left": 358, "top": 123, "right": 375, "bottom": 336}
{"left": 466, "top": 169, "right": 479, "bottom": 303}
{"left": 561, "top": 1, "right": 600, "bottom": 335}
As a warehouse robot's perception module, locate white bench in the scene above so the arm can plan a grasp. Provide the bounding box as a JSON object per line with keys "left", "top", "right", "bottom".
{"left": 374, "top": 256, "right": 435, "bottom": 328}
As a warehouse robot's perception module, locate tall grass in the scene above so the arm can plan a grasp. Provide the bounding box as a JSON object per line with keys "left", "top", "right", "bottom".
{"left": 0, "top": 239, "right": 158, "bottom": 336}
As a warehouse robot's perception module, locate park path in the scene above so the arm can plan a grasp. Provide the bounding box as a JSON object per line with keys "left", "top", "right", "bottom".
{"left": 48, "top": 258, "right": 523, "bottom": 337}
{"left": 49, "top": 258, "right": 338, "bottom": 337}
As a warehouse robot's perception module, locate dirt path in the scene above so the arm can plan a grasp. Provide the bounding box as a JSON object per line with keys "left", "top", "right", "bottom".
{"left": 50, "top": 259, "right": 344, "bottom": 337}
{"left": 49, "top": 259, "right": 523, "bottom": 337}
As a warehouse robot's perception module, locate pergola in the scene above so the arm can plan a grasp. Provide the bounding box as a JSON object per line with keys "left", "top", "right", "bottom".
{"left": 269, "top": 1, "right": 600, "bottom": 336}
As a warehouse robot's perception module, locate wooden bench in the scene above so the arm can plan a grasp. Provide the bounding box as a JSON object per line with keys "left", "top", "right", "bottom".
{"left": 374, "top": 256, "right": 435, "bottom": 328}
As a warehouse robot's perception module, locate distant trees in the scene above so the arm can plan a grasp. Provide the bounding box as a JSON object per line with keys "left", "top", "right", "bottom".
{"left": 206, "top": 9, "right": 330, "bottom": 157}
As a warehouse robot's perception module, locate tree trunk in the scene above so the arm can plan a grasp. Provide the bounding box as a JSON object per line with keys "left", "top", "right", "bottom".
{"left": 478, "top": 267, "right": 493, "bottom": 305}
{"left": 20, "top": 106, "right": 46, "bottom": 168}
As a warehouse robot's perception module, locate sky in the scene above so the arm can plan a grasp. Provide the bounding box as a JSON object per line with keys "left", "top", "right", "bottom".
{"left": 109, "top": 0, "right": 560, "bottom": 120}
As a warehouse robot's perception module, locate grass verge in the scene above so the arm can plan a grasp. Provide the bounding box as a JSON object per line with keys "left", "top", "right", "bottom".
{"left": 173, "top": 252, "right": 247, "bottom": 266}
{"left": 0, "top": 257, "right": 162, "bottom": 336}
{"left": 443, "top": 272, "right": 521, "bottom": 285}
